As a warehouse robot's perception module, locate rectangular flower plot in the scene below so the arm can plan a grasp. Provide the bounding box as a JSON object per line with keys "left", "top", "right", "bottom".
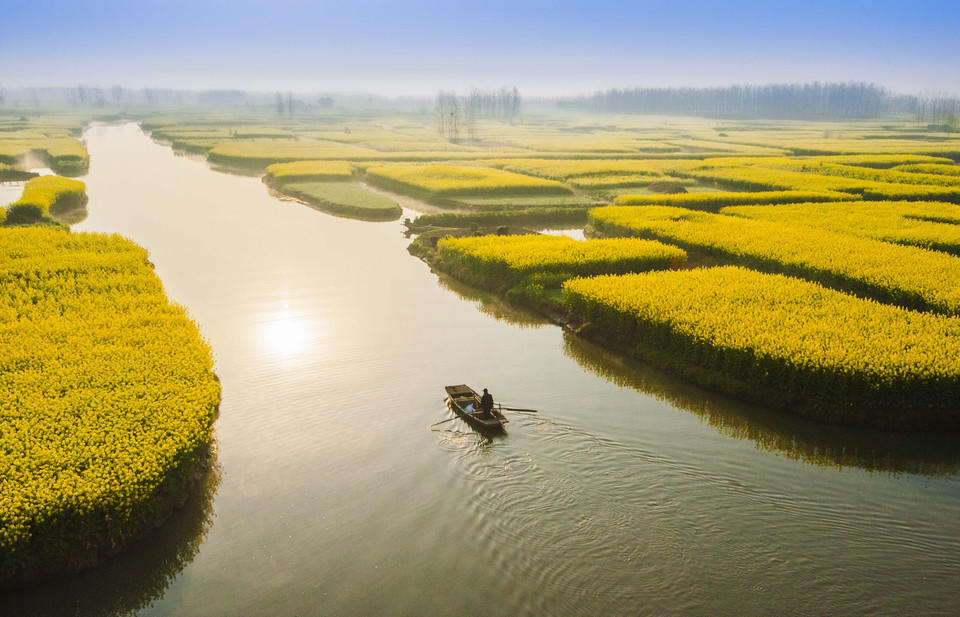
{"left": 589, "top": 205, "right": 960, "bottom": 316}
{"left": 562, "top": 266, "right": 960, "bottom": 429}
{"left": 437, "top": 234, "right": 686, "bottom": 285}
{"left": 364, "top": 164, "right": 573, "bottom": 199}
{"left": 264, "top": 160, "right": 354, "bottom": 185}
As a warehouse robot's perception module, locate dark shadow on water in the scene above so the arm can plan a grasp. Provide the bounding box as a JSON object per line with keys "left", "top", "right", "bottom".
{"left": 563, "top": 331, "right": 960, "bottom": 477}
{"left": 3, "top": 443, "right": 222, "bottom": 617}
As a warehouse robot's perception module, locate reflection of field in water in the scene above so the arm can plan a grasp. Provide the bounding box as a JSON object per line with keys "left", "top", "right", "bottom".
{"left": 7, "top": 446, "right": 221, "bottom": 617}
{"left": 562, "top": 331, "right": 960, "bottom": 477}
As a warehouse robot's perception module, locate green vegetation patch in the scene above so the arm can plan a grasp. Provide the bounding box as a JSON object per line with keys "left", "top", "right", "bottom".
{"left": 408, "top": 207, "right": 590, "bottom": 230}
{"left": 278, "top": 181, "right": 401, "bottom": 221}
{"left": 450, "top": 194, "right": 601, "bottom": 210}
{"left": 0, "top": 163, "right": 37, "bottom": 182}
{"left": 563, "top": 266, "right": 960, "bottom": 429}
{"left": 0, "top": 228, "right": 220, "bottom": 585}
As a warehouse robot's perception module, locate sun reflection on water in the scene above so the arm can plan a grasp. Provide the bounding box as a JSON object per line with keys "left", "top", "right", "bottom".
{"left": 257, "top": 307, "right": 318, "bottom": 357}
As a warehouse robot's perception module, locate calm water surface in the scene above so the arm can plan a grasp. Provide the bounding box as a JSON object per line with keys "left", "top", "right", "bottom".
{"left": 7, "top": 123, "right": 960, "bottom": 616}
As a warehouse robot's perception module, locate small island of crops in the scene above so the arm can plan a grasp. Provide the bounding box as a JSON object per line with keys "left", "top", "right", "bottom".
{"left": 433, "top": 234, "right": 686, "bottom": 306}
{"left": 4, "top": 175, "right": 88, "bottom": 225}
{"left": 0, "top": 115, "right": 90, "bottom": 176}
{"left": 277, "top": 181, "right": 402, "bottom": 221}
{"left": 0, "top": 177, "right": 220, "bottom": 586}
{"left": 262, "top": 161, "right": 401, "bottom": 220}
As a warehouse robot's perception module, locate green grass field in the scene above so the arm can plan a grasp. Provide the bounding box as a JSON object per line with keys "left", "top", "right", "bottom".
{"left": 277, "top": 181, "right": 402, "bottom": 220}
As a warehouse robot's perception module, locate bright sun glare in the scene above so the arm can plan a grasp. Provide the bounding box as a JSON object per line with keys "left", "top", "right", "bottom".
{"left": 258, "top": 308, "right": 316, "bottom": 357}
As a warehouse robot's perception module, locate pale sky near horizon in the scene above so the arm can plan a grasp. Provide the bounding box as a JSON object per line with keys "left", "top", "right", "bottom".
{"left": 2, "top": 0, "right": 958, "bottom": 96}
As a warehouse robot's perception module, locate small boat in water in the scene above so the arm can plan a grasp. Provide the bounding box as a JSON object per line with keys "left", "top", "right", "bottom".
{"left": 444, "top": 384, "right": 508, "bottom": 432}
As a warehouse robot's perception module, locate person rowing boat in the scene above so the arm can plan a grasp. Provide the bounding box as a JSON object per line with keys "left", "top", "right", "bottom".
{"left": 479, "top": 388, "right": 494, "bottom": 414}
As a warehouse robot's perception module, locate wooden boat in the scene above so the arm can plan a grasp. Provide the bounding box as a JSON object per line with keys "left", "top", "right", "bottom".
{"left": 444, "top": 384, "right": 508, "bottom": 432}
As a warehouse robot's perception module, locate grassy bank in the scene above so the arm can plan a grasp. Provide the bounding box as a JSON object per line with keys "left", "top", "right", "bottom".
{"left": 277, "top": 181, "right": 402, "bottom": 221}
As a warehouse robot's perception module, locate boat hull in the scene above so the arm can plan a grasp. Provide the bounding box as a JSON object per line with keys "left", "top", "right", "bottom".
{"left": 444, "top": 384, "right": 507, "bottom": 432}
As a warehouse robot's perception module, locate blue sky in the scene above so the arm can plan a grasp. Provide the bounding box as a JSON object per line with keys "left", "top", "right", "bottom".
{"left": 2, "top": 0, "right": 958, "bottom": 95}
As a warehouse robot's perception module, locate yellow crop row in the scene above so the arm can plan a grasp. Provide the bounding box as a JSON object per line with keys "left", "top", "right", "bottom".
{"left": 745, "top": 158, "right": 960, "bottom": 187}
{"left": 679, "top": 165, "right": 869, "bottom": 192}
{"left": 721, "top": 201, "right": 960, "bottom": 255}
{"left": 486, "top": 158, "right": 703, "bottom": 180}
{"left": 613, "top": 190, "right": 858, "bottom": 209}
{"left": 264, "top": 160, "right": 354, "bottom": 185}
{"left": 801, "top": 154, "right": 954, "bottom": 168}
{"left": 568, "top": 173, "right": 671, "bottom": 189}
{"left": 0, "top": 228, "right": 220, "bottom": 583}
{"left": 680, "top": 164, "right": 960, "bottom": 202}
{"left": 437, "top": 234, "right": 686, "bottom": 282}
{"left": 365, "top": 165, "right": 572, "bottom": 198}
{"left": 562, "top": 266, "right": 960, "bottom": 428}
{"left": 589, "top": 205, "right": 960, "bottom": 315}
{"left": 892, "top": 163, "right": 960, "bottom": 176}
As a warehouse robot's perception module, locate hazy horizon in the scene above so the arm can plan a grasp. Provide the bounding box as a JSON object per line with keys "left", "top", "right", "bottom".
{"left": 2, "top": 0, "right": 959, "bottom": 97}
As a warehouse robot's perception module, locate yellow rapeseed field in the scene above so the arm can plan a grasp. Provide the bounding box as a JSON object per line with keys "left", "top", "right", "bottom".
{"left": 365, "top": 165, "right": 572, "bottom": 197}
{"left": 589, "top": 205, "right": 960, "bottom": 315}
{"left": 722, "top": 200, "right": 960, "bottom": 254}
{"left": 562, "top": 266, "right": 960, "bottom": 428}
{"left": 437, "top": 234, "right": 686, "bottom": 281}
{"left": 0, "top": 228, "right": 220, "bottom": 582}
{"left": 264, "top": 160, "right": 354, "bottom": 184}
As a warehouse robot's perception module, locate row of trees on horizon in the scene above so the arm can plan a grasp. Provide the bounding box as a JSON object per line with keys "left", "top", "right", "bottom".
{"left": 0, "top": 83, "right": 957, "bottom": 128}
{"left": 558, "top": 82, "right": 960, "bottom": 126}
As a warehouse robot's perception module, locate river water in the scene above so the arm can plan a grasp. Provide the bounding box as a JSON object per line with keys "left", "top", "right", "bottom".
{"left": 6, "top": 123, "right": 960, "bottom": 616}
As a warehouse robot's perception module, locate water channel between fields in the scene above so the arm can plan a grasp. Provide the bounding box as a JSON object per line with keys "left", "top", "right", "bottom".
{"left": 6, "top": 123, "right": 960, "bottom": 617}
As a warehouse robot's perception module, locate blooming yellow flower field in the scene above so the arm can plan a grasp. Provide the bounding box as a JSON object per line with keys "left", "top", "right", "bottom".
{"left": 0, "top": 228, "right": 220, "bottom": 583}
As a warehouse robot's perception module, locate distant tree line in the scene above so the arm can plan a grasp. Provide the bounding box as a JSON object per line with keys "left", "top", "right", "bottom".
{"left": 912, "top": 95, "right": 959, "bottom": 129}
{"left": 558, "top": 82, "right": 960, "bottom": 123}
{"left": 436, "top": 87, "right": 521, "bottom": 141}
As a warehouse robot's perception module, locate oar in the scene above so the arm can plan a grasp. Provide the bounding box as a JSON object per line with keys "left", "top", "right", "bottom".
{"left": 498, "top": 404, "right": 538, "bottom": 413}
